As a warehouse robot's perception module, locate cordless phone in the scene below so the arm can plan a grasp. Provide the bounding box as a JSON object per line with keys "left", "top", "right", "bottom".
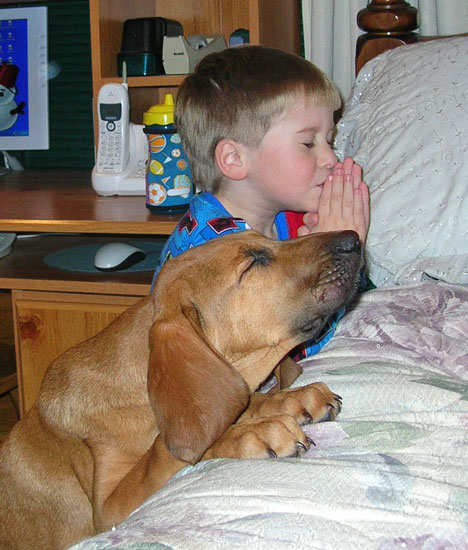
{"left": 92, "top": 64, "right": 147, "bottom": 196}
{"left": 95, "top": 82, "right": 130, "bottom": 174}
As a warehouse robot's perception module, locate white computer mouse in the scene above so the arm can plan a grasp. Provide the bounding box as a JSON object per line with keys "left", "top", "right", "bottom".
{"left": 94, "top": 242, "right": 146, "bottom": 271}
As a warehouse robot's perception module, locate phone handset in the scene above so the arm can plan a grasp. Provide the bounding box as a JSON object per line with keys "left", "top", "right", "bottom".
{"left": 92, "top": 62, "right": 147, "bottom": 196}
{"left": 95, "top": 82, "right": 130, "bottom": 174}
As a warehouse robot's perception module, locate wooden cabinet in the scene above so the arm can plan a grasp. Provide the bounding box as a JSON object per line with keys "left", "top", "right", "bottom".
{"left": 12, "top": 290, "right": 142, "bottom": 415}
{"left": 89, "top": 0, "right": 300, "bottom": 133}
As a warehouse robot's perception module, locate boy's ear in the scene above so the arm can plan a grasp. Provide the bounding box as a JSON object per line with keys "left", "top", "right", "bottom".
{"left": 215, "top": 139, "right": 248, "bottom": 181}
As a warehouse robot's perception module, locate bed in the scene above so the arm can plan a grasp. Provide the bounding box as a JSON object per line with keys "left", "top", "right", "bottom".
{"left": 70, "top": 7, "right": 468, "bottom": 550}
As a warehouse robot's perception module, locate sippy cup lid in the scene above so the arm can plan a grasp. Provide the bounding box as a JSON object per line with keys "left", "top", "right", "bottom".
{"left": 143, "top": 94, "right": 175, "bottom": 126}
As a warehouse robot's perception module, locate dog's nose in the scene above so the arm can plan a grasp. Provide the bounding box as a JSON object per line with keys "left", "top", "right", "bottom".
{"left": 332, "top": 231, "right": 361, "bottom": 256}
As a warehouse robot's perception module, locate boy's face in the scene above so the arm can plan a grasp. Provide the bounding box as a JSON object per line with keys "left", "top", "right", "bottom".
{"left": 246, "top": 96, "right": 337, "bottom": 214}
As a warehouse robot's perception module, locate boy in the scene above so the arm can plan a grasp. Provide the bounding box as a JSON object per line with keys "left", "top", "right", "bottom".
{"left": 152, "top": 45, "right": 369, "bottom": 361}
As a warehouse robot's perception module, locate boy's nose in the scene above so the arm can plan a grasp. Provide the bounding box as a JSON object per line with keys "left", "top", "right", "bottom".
{"left": 321, "top": 146, "right": 338, "bottom": 170}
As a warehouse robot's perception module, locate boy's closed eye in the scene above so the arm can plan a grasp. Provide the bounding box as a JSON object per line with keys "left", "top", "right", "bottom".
{"left": 299, "top": 127, "right": 335, "bottom": 149}
{"left": 301, "top": 137, "right": 333, "bottom": 149}
{"left": 299, "top": 132, "right": 316, "bottom": 148}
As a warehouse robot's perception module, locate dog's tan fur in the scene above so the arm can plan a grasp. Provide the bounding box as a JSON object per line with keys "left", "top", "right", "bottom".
{"left": 0, "top": 230, "right": 362, "bottom": 550}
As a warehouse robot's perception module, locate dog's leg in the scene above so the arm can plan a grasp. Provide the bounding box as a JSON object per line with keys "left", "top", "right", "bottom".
{"left": 92, "top": 436, "right": 188, "bottom": 532}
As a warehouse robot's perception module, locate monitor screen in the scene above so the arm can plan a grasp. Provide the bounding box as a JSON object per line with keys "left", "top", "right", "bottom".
{"left": 0, "top": 6, "right": 48, "bottom": 150}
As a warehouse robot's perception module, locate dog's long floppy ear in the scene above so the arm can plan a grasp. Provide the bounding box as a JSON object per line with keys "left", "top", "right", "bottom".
{"left": 147, "top": 304, "right": 250, "bottom": 464}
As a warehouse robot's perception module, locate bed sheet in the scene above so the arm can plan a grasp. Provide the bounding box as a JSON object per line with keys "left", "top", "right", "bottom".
{"left": 70, "top": 281, "right": 468, "bottom": 550}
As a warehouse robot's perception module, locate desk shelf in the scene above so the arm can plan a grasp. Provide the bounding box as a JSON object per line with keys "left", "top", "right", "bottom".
{"left": 0, "top": 234, "right": 156, "bottom": 295}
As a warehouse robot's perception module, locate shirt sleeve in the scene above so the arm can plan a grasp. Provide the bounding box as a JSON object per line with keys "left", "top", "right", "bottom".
{"left": 283, "top": 211, "right": 305, "bottom": 239}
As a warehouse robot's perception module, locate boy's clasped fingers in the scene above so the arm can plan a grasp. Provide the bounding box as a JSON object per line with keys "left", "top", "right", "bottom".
{"left": 319, "top": 169, "right": 354, "bottom": 222}
{"left": 317, "top": 173, "right": 333, "bottom": 215}
{"left": 341, "top": 156, "right": 362, "bottom": 187}
{"left": 342, "top": 173, "right": 355, "bottom": 220}
{"left": 305, "top": 158, "right": 369, "bottom": 243}
{"left": 352, "top": 183, "right": 366, "bottom": 243}
{"left": 350, "top": 178, "right": 370, "bottom": 244}
{"left": 314, "top": 162, "right": 369, "bottom": 244}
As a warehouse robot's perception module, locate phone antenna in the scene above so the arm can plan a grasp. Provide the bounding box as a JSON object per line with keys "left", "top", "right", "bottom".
{"left": 122, "top": 60, "right": 128, "bottom": 89}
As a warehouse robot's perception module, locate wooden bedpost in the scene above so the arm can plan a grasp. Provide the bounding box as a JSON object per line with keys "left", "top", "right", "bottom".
{"left": 355, "top": 0, "right": 419, "bottom": 74}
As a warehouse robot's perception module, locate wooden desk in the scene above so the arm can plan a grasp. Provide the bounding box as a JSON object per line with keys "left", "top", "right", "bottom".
{"left": 0, "top": 170, "right": 183, "bottom": 415}
{"left": 0, "top": 169, "right": 181, "bottom": 235}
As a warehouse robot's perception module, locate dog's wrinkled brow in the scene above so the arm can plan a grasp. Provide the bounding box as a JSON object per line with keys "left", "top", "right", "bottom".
{"left": 243, "top": 247, "right": 272, "bottom": 266}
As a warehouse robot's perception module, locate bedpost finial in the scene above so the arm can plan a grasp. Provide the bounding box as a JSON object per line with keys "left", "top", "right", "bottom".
{"left": 357, "top": 0, "right": 418, "bottom": 34}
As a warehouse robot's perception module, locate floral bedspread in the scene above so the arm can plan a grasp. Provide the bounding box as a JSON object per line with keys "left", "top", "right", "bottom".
{"left": 70, "top": 281, "right": 468, "bottom": 550}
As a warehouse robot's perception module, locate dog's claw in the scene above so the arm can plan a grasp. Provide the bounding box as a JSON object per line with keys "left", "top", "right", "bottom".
{"left": 334, "top": 393, "right": 343, "bottom": 402}
{"left": 301, "top": 411, "right": 313, "bottom": 425}
{"left": 295, "top": 441, "right": 307, "bottom": 457}
{"left": 306, "top": 436, "right": 316, "bottom": 447}
{"left": 268, "top": 448, "right": 277, "bottom": 459}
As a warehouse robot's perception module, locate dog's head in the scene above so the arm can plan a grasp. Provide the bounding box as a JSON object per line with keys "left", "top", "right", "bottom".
{"left": 148, "top": 230, "right": 362, "bottom": 463}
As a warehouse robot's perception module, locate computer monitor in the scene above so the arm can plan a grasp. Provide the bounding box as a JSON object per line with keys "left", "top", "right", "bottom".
{"left": 0, "top": 6, "right": 48, "bottom": 151}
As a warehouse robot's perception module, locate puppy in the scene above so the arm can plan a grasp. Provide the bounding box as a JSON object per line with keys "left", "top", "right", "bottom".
{"left": 0, "top": 230, "right": 362, "bottom": 550}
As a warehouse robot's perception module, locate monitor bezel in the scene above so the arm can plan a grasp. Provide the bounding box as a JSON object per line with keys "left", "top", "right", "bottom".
{"left": 0, "top": 6, "right": 48, "bottom": 151}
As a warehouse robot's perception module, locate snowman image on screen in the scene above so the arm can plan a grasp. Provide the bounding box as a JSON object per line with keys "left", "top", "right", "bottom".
{"left": 0, "top": 63, "right": 25, "bottom": 131}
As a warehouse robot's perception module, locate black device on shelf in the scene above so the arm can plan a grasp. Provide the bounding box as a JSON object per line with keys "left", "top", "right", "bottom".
{"left": 117, "top": 17, "right": 184, "bottom": 76}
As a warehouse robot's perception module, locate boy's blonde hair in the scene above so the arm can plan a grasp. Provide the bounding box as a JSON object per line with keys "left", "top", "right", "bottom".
{"left": 175, "top": 45, "right": 341, "bottom": 193}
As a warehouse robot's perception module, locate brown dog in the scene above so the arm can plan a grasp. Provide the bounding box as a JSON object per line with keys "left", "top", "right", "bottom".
{"left": 0, "top": 230, "right": 362, "bottom": 550}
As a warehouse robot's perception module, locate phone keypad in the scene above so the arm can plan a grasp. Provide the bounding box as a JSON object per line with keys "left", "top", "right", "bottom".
{"left": 97, "top": 120, "right": 124, "bottom": 172}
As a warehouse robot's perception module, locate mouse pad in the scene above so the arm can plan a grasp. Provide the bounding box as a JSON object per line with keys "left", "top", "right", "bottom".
{"left": 44, "top": 239, "right": 167, "bottom": 273}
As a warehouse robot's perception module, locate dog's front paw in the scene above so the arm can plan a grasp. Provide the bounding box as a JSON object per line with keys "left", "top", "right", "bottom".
{"left": 241, "top": 382, "right": 342, "bottom": 425}
{"left": 202, "top": 415, "right": 314, "bottom": 460}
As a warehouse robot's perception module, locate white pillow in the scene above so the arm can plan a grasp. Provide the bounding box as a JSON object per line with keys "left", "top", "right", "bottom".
{"left": 335, "top": 37, "right": 468, "bottom": 287}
